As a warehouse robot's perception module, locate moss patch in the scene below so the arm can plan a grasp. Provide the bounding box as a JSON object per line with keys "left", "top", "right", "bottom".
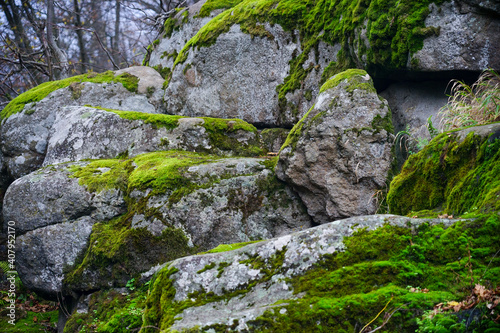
{"left": 388, "top": 128, "right": 500, "bottom": 216}
{"left": 199, "top": 240, "right": 263, "bottom": 254}
{"left": 1, "top": 71, "right": 139, "bottom": 119}
{"left": 319, "top": 69, "right": 374, "bottom": 93}
{"left": 64, "top": 287, "right": 148, "bottom": 333}
{"left": 64, "top": 212, "right": 193, "bottom": 291}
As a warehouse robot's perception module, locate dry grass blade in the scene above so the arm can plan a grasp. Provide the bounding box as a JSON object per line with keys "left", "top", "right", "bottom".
{"left": 440, "top": 69, "right": 500, "bottom": 130}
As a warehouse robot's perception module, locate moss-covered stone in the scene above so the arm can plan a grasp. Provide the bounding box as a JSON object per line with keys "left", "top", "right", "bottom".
{"left": 387, "top": 125, "right": 500, "bottom": 216}
{"left": 0, "top": 71, "right": 139, "bottom": 119}
{"left": 137, "top": 214, "right": 500, "bottom": 332}
{"left": 320, "top": 68, "right": 374, "bottom": 93}
{"left": 172, "top": 0, "right": 444, "bottom": 103}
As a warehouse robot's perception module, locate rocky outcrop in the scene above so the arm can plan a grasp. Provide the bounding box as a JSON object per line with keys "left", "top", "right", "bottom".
{"left": 139, "top": 214, "right": 464, "bottom": 332}
{"left": 388, "top": 122, "right": 500, "bottom": 216}
{"left": 276, "top": 69, "right": 394, "bottom": 223}
{"left": 1, "top": 103, "right": 265, "bottom": 180}
{"left": 3, "top": 162, "right": 126, "bottom": 297}
{"left": 3, "top": 152, "right": 311, "bottom": 298}
{"left": 148, "top": 0, "right": 500, "bottom": 128}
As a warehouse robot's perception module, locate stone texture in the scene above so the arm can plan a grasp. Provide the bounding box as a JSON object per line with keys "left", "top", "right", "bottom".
{"left": 148, "top": 0, "right": 221, "bottom": 71}
{"left": 163, "top": 23, "right": 300, "bottom": 127}
{"left": 380, "top": 80, "right": 448, "bottom": 137}
{"left": 0, "top": 69, "right": 163, "bottom": 180}
{"left": 16, "top": 217, "right": 96, "bottom": 299}
{"left": 411, "top": 1, "right": 500, "bottom": 71}
{"left": 44, "top": 106, "right": 263, "bottom": 166}
{"left": 143, "top": 214, "right": 461, "bottom": 332}
{"left": 2, "top": 162, "right": 126, "bottom": 235}
{"left": 142, "top": 158, "right": 312, "bottom": 251}
{"left": 276, "top": 70, "right": 394, "bottom": 223}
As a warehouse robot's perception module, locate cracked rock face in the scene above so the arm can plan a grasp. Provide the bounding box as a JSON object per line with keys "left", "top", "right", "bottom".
{"left": 276, "top": 70, "right": 394, "bottom": 224}
{"left": 143, "top": 215, "right": 460, "bottom": 332}
{"left": 3, "top": 162, "right": 126, "bottom": 298}
{"left": 410, "top": 1, "right": 500, "bottom": 71}
{"left": 163, "top": 23, "right": 299, "bottom": 127}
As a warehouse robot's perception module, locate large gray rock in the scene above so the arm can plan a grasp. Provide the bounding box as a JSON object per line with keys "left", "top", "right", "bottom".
{"left": 43, "top": 106, "right": 264, "bottom": 166}
{"left": 3, "top": 162, "right": 126, "bottom": 298}
{"left": 163, "top": 23, "right": 300, "bottom": 127}
{"left": 276, "top": 69, "right": 394, "bottom": 224}
{"left": 0, "top": 68, "right": 164, "bottom": 179}
{"left": 411, "top": 1, "right": 500, "bottom": 71}
{"left": 16, "top": 217, "right": 96, "bottom": 299}
{"left": 141, "top": 214, "right": 460, "bottom": 332}
{"left": 3, "top": 162, "right": 126, "bottom": 235}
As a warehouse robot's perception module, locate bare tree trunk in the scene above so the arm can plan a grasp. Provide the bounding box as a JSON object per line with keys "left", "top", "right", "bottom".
{"left": 112, "top": 0, "right": 121, "bottom": 67}
{"left": 73, "top": 0, "right": 88, "bottom": 73}
{"left": 46, "top": 0, "right": 69, "bottom": 79}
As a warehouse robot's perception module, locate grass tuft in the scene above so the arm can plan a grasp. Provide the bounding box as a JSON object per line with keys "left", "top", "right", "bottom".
{"left": 439, "top": 69, "right": 500, "bottom": 130}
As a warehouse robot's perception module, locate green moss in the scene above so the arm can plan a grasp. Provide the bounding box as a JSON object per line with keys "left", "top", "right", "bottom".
{"left": 198, "top": 240, "right": 263, "bottom": 254}
{"left": 64, "top": 288, "right": 148, "bottom": 333}
{"left": 279, "top": 103, "right": 315, "bottom": 153}
{"left": 197, "top": 0, "right": 245, "bottom": 17}
{"left": 127, "top": 151, "right": 219, "bottom": 195}
{"left": 108, "top": 109, "right": 184, "bottom": 130}
{"left": 319, "top": 69, "right": 374, "bottom": 93}
{"left": 388, "top": 128, "right": 500, "bottom": 216}
{"left": 246, "top": 217, "right": 500, "bottom": 332}
{"left": 64, "top": 212, "right": 193, "bottom": 291}
{"left": 1, "top": 71, "right": 139, "bottom": 119}
{"left": 200, "top": 117, "right": 265, "bottom": 156}
{"left": 68, "top": 159, "right": 134, "bottom": 193}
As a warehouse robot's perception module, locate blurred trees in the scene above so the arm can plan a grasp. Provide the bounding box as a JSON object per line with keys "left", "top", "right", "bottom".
{"left": 0, "top": 0, "right": 189, "bottom": 109}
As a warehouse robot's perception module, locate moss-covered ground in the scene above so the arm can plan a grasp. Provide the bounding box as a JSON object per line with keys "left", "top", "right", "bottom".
{"left": 0, "top": 71, "right": 139, "bottom": 120}
{"left": 132, "top": 214, "right": 499, "bottom": 332}
{"left": 0, "top": 310, "right": 58, "bottom": 332}
{"left": 388, "top": 126, "right": 500, "bottom": 217}
{"left": 64, "top": 286, "right": 149, "bottom": 333}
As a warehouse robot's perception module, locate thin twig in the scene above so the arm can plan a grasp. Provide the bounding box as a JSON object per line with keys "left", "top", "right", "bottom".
{"left": 367, "top": 303, "right": 409, "bottom": 333}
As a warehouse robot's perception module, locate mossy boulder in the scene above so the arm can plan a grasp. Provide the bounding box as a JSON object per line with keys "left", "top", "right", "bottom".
{"left": 387, "top": 122, "right": 500, "bottom": 217}
{"left": 133, "top": 214, "right": 500, "bottom": 332}
{"left": 3, "top": 151, "right": 311, "bottom": 299}
{"left": 276, "top": 69, "right": 394, "bottom": 223}
{"left": 0, "top": 68, "right": 164, "bottom": 180}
